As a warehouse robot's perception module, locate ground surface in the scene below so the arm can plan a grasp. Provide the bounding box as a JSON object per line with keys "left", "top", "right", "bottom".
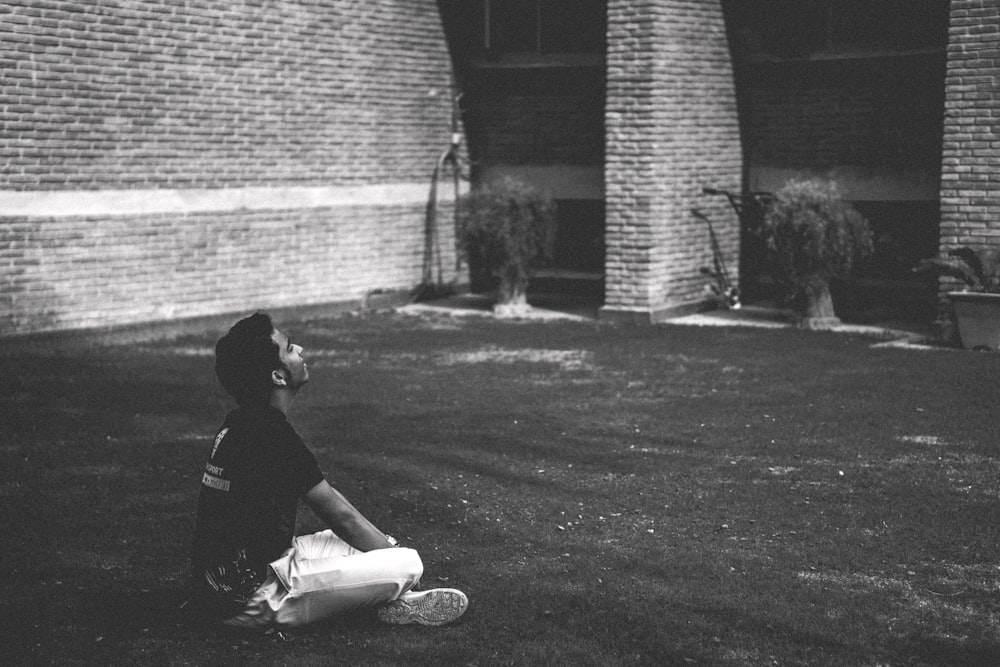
{"left": 2, "top": 306, "right": 998, "bottom": 666}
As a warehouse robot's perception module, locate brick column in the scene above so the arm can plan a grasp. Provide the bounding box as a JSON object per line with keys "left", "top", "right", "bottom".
{"left": 602, "top": 0, "right": 743, "bottom": 323}
{"left": 939, "top": 1, "right": 1000, "bottom": 274}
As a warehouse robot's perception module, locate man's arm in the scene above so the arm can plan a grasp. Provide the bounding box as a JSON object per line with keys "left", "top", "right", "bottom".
{"left": 303, "top": 479, "right": 397, "bottom": 552}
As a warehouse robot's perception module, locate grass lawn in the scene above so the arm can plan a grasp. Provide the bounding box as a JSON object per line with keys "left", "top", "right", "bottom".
{"left": 3, "top": 308, "right": 1000, "bottom": 666}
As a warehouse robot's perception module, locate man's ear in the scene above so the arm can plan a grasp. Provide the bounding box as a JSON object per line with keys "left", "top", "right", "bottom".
{"left": 271, "top": 368, "right": 288, "bottom": 387}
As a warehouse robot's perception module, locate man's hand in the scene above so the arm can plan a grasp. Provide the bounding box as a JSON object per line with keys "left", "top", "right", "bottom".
{"left": 304, "top": 480, "right": 397, "bottom": 552}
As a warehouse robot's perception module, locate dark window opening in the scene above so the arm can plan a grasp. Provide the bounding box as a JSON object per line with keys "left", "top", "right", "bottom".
{"left": 727, "top": 0, "right": 950, "bottom": 60}
{"left": 550, "top": 199, "right": 605, "bottom": 273}
{"left": 484, "top": 0, "right": 606, "bottom": 56}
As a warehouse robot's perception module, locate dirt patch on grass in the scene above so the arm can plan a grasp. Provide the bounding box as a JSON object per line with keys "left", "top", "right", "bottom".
{"left": 148, "top": 344, "right": 595, "bottom": 373}
{"left": 897, "top": 435, "right": 953, "bottom": 446}
{"left": 142, "top": 345, "right": 214, "bottom": 356}
{"left": 437, "top": 346, "right": 594, "bottom": 372}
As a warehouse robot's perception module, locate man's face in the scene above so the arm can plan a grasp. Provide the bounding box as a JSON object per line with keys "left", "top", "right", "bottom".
{"left": 271, "top": 328, "right": 309, "bottom": 390}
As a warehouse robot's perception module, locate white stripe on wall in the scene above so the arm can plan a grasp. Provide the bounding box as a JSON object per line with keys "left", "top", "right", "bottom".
{"left": 0, "top": 182, "right": 461, "bottom": 218}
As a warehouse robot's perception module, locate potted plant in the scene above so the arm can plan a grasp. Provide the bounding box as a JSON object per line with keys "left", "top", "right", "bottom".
{"left": 914, "top": 246, "right": 1000, "bottom": 350}
{"left": 456, "top": 177, "right": 557, "bottom": 316}
{"left": 761, "top": 179, "right": 874, "bottom": 328}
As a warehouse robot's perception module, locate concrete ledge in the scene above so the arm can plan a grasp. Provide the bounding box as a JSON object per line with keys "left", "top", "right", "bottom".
{"left": 398, "top": 292, "right": 599, "bottom": 321}
{"left": 599, "top": 299, "right": 716, "bottom": 325}
{"left": 362, "top": 288, "right": 414, "bottom": 312}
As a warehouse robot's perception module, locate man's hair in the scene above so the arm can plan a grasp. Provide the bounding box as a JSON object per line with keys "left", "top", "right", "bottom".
{"left": 214, "top": 312, "right": 280, "bottom": 406}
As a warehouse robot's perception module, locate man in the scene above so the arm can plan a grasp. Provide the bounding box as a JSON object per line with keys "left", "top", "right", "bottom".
{"left": 191, "top": 312, "right": 468, "bottom": 630}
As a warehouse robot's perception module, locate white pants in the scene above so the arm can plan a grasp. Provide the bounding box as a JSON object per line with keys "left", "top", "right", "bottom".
{"left": 223, "top": 530, "right": 424, "bottom": 630}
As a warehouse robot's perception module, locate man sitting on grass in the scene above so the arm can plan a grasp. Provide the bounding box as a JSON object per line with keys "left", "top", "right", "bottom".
{"left": 190, "top": 312, "right": 468, "bottom": 631}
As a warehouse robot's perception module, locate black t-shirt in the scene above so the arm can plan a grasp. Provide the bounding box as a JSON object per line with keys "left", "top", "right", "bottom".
{"left": 191, "top": 405, "right": 325, "bottom": 616}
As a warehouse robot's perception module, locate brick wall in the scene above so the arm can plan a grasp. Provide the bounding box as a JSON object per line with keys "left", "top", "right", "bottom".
{"left": 0, "top": 0, "right": 460, "bottom": 335}
{"left": 603, "top": 0, "right": 743, "bottom": 321}
{"left": 940, "top": 0, "right": 1000, "bottom": 267}
{"left": 2, "top": 202, "right": 439, "bottom": 333}
{"left": 748, "top": 57, "right": 945, "bottom": 174}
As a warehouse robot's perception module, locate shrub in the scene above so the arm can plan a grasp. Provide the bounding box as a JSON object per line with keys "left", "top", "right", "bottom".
{"left": 762, "top": 179, "right": 873, "bottom": 318}
{"left": 456, "top": 177, "right": 557, "bottom": 307}
{"left": 913, "top": 246, "right": 1000, "bottom": 294}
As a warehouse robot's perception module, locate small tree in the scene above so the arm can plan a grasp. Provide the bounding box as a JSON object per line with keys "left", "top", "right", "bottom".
{"left": 456, "top": 177, "right": 556, "bottom": 314}
{"left": 762, "top": 179, "right": 873, "bottom": 324}
{"left": 914, "top": 246, "right": 1000, "bottom": 294}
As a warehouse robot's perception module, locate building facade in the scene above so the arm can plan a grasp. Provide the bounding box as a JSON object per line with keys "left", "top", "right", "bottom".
{"left": 0, "top": 1, "right": 994, "bottom": 335}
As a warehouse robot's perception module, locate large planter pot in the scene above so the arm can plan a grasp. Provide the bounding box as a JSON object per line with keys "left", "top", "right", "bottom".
{"left": 948, "top": 291, "right": 1000, "bottom": 351}
{"left": 795, "top": 279, "right": 841, "bottom": 330}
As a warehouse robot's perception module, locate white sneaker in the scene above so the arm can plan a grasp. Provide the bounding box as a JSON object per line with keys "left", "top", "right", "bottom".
{"left": 376, "top": 588, "right": 469, "bottom": 627}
